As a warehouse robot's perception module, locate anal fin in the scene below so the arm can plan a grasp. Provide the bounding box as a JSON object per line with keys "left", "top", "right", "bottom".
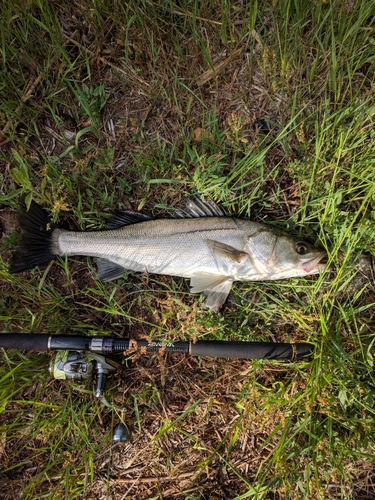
{"left": 97, "top": 259, "right": 126, "bottom": 281}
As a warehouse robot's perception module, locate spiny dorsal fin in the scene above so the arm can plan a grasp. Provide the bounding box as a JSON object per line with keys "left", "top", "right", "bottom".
{"left": 173, "top": 195, "right": 228, "bottom": 218}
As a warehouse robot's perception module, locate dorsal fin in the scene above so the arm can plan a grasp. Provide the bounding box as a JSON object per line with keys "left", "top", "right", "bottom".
{"left": 105, "top": 211, "right": 153, "bottom": 229}
{"left": 105, "top": 196, "right": 226, "bottom": 229}
{"left": 173, "top": 195, "right": 228, "bottom": 218}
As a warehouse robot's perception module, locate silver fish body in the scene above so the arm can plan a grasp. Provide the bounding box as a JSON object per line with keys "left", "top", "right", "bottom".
{"left": 11, "top": 198, "right": 326, "bottom": 311}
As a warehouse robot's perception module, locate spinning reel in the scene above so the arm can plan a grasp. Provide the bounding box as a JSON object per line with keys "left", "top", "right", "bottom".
{"left": 50, "top": 350, "right": 131, "bottom": 442}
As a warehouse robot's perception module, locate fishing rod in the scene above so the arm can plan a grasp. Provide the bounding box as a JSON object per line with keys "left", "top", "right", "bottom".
{"left": 0, "top": 333, "right": 315, "bottom": 442}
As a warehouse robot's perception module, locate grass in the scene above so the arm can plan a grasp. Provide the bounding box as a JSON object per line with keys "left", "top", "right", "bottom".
{"left": 0, "top": 0, "right": 375, "bottom": 498}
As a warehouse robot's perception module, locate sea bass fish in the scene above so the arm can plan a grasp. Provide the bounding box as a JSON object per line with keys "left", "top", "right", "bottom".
{"left": 9, "top": 197, "right": 326, "bottom": 311}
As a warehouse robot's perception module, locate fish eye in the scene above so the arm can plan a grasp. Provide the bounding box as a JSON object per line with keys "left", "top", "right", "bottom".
{"left": 295, "top": 242, "right": 309, "bottom": 255}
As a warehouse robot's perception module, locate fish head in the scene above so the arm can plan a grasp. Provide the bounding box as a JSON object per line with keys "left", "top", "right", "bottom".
{"left": 246, "top": 227, "right": 327, "bottom": 279}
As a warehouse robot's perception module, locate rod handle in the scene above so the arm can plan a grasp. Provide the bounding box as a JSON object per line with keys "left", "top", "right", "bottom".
{"left": 0, "top": 333, "right": 50, "bottom": 351}
{"left": 190, "top": 341, "right": 314, "bottom": 361}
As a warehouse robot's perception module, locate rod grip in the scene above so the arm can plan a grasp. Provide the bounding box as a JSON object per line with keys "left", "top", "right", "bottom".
{"left": 0, "top": 333, "right": 50, "bottom": 351}
{"left": 190, "top": 341, "right": 314, "bottom": 361}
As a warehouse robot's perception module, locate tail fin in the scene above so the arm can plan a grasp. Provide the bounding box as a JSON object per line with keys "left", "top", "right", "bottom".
{"left": 9, "top": 198, "right": 59, "bottom": 274}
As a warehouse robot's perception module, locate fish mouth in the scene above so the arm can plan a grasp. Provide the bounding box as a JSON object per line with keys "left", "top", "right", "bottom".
{"left": 301, "top": 252, "right": 327, "bottom": 274}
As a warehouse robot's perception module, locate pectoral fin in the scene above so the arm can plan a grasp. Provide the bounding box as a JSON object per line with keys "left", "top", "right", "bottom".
{"left": 205, "top": 239, "right": 247, "bottom": 263}
{"left": 190, "top": 273, "right": 233, "bottom": 312}
{"left": 97, "top": 259, "right": 126, "bottom": 281}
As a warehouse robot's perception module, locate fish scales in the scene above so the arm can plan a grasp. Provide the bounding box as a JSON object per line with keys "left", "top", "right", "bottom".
{"left": 54, "top": 217, "right": 258, "bottom": 279}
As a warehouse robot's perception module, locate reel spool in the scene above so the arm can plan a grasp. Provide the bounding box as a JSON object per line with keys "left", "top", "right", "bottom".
{"left": 50, "top": 351, "right": 94, "bottom": 382}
